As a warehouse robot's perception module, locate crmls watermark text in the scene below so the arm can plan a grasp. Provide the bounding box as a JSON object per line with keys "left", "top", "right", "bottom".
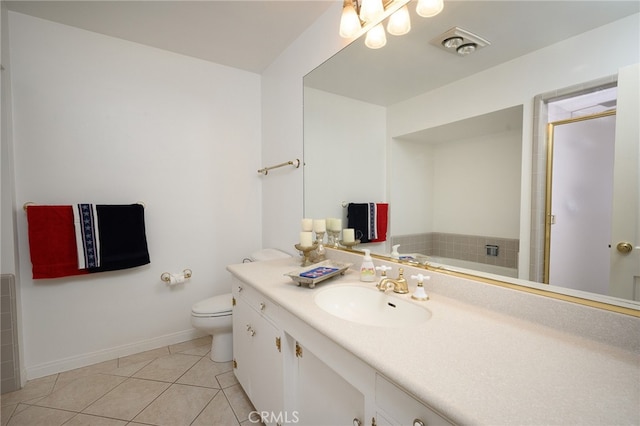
{"left": 249, "top": 411, "right": 300, "bottom": 424}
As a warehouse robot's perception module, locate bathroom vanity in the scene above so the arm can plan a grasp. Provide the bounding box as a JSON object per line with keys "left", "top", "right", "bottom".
{"left": 227, "top": 249, "right": 639, "bottom": 425}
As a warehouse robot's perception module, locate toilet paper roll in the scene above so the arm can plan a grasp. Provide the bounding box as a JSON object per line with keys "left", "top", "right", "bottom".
{"left": 169, "top": 273, "right": 185, "bottom": 286}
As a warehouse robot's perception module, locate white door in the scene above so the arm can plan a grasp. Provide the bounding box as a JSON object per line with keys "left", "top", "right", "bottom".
{"left": 609, "top": 64, "right": 640, "bottom": 301}
{"left": 546, "top": 112, "right": 615, "bottom": 294}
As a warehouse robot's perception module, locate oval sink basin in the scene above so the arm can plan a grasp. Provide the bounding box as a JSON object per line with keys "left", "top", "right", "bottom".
{"left": 314, "top": 285, "right": 431, "bottom": 327}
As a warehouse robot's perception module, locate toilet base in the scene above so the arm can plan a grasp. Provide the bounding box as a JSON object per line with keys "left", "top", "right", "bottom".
{"left": 211, "top": 331, "right": 233, "bottom": 362}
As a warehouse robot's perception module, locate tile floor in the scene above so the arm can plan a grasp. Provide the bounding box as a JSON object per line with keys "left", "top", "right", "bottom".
{"left": 0, "top": 337, "right": 261, "bottom": 426}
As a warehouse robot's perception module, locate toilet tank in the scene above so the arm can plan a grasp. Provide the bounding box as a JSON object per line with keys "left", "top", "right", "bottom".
{"left": 248, "top": 248, "right": 291, "bottom": 262}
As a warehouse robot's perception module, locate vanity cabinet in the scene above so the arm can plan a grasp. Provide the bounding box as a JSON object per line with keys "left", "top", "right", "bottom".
{"left": 231, "top": 274, "right": 453, "bottom": 426}
{"left": 292, "top": 340, "right": 366, "bottom": 425}
{"left": 232, "top": 278, "right": 283, "bottom": 422}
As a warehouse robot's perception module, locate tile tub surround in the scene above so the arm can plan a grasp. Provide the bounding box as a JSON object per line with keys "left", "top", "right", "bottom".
{"left": 0, "top": 337, "right": 260, "bottom": 426}
{"left": 391, "top": 232, "right": 519, "bottom": 268}
{"left": 1, "top": 274, "right": 20, "bottom": 394}
{"left": 227, "top": 249, "right": 640, "bottom": 425}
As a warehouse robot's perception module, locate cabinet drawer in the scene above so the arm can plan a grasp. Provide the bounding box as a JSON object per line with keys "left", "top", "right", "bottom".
{"left": 375, "top": 375, "right": 452, "bottom": 426}
{"left": 232, "top": 277, "right": 279, "bottom": 317}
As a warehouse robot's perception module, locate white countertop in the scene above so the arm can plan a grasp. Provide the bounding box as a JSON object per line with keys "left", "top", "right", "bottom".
{"left": 227, "top": 254, "right": 640, "bottom": 425}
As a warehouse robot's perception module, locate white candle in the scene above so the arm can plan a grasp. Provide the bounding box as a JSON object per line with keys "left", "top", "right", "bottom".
{"left": 326, "top": 218, "right": 334, "bottom": 231}
{"left": 327, "top": 217, "right": 341, "bottom": 231}
{"left": 343, "top": 228, "right": 355, "bottom": 243}
{"left": 313, "top": 219, "right": 326, "bottom": 233}
{"left": 300, "top": 231, "right": 313, "bottom": 247}
{"left": 301, "top": 218, "right": 313, "bottom": 231}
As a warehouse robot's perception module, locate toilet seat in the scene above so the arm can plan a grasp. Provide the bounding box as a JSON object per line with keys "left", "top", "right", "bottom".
{"left": 191, "top": 294, "right": 232, "bottom": 318}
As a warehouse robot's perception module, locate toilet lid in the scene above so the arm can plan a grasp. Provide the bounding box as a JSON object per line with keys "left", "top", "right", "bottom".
{"left": 192, "top": 294, "right": 232, "bottom": 315}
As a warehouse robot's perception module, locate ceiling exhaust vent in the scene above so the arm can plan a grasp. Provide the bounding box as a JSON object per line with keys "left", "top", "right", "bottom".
{"left": 431, "top": 27, "right": 490, "bottom": 56}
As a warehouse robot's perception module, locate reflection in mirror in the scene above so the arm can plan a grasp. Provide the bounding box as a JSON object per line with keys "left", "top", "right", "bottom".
{"left": 390, "top": 105, "right": 523, "bottom": 279}
{"left": 303, "top": 1, "right": 640, "bottom": 311}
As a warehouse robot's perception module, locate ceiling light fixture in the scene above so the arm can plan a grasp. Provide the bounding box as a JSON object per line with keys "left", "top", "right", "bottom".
{"left": 432, "top": 27, "right": 490, "bottom": 56}
{"left": 340, "top": 0, "right": 444, "bottom": 49}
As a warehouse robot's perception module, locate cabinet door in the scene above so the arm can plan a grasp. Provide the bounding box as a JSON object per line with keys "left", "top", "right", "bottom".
{"left": 295, "top": 342, "right": 365, "bottom": 426}
{"left": 375, "top": 375, "right": 452, "bottom": 426}
{"left": 232, "top": 295, "right": 253, "bottom": 395}
{"left": 233, "top": 293, "right": 284, "bottom": 424}
{"left": 249, "top": 310, "right": 283, "bottom": 416}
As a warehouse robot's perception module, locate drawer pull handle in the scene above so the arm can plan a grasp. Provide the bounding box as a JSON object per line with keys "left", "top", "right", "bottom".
{"left": 413, "top": 419, "right": 425, "bottom": 426}
{"left": 353, "top": 418, "right": 362, "bottom": 426}
{"left": 260, "top": 302, "right": 266, "bottom": 311}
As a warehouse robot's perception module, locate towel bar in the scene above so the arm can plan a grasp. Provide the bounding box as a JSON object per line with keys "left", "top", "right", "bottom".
{"left": 23, "top": 201, "right": 146, "bottom": 212}
{"left": 257, "top": 159, "right": 300, "bottom": 175}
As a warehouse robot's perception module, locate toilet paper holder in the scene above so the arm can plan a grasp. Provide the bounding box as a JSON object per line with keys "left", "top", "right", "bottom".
{"left": 161, "top": 269, "right": 192, "bottom": 283}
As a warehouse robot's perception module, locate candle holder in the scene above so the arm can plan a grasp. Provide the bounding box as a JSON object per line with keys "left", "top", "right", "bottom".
{"left": 340, "top": 239, "right": 360, "bottom": 250}
{"left": 295, "top": 242, "right": 319, "bottom": 266}
{"left": 327, "top": 230, "right": 341, "bottom": 248}
{"left": 313, "top": 231, "right": 326, "bottom": 262}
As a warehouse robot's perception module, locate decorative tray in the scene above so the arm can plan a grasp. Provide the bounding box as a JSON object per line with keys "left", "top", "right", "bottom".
{"left": 285, "top": 260, "right": 353, "bottom": 288}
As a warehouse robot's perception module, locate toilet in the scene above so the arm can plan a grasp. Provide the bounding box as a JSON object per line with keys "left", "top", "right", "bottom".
{"left": 191, "top": 248, "right": 291, "bottom": 362}
{"left": 191, "top": 294, "right": 233, "bottom": 362}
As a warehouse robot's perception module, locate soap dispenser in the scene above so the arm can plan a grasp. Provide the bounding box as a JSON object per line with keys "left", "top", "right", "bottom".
{"left": 391, "top": 244, "right": 400, "bottom": 259}
{"left": 360, "top": 249, "right": 376, "bottom": 282}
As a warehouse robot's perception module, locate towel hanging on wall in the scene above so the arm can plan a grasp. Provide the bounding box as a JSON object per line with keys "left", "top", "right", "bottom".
{"left": 26, "top": 203, "right": 150, "bottom": 279}
{"left": 90, "top": 204, "right": 150, "bottom": 273}
{"left": 347, "top": 202, "right": 389, "bottom": 244}
{"left": 26, "top": 206, "right": 90, "bottom": 279}
{"left": 74, "top": 204, "right": 100, "bottom": 269}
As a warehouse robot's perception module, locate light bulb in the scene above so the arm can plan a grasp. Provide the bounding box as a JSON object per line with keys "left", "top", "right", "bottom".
{"left": 365, "top": 23, "right": 387, "bottom": 49}
{"left": 359, "top": 0, "right": 384, "bottom": 23}
{"left": 339, "top": 2, "right": 361, "bottom": 38}
{"left": 387, "top": 5, "right": 411, "bottom": 36}
{"left": 442, "top": 36, "right": 463, "bottom": 49}
{"left": 457, "top": 43, "right": 477, "bottom": 55}
{"left": 416, "top": 0, "right": 444, "bottom": 17}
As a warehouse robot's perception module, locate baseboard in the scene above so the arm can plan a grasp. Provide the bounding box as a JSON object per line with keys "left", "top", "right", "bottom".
{"left": 25, "top": 329, "right": 205, "bottom": 380}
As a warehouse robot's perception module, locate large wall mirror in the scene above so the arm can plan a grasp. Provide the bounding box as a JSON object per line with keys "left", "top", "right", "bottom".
{"left": 303, "top": 0, "right": 640, "bottom": 313}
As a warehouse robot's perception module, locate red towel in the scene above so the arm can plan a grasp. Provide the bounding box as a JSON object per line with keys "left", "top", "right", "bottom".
{"left": 26, "top": 206, "right": 89, "bottom": 279}
{"left": 371, "top": 203, "right": 388, "bottom": 243}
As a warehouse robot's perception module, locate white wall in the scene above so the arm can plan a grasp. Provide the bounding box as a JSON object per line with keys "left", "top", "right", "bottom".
{"left": 389, "top": 139, "right": 434, "bottom": 236}
{"left": 1, "top": 3, "right": 17, "bottom": 276}
{"left": 391, "top": 128, "right": 522, "bottom": 238}
{"left": 431, "top": 129, "right": 522, "bottom": 238}
{"left": 261, "top": 2, "right": 347, "bottom": 252}
{"left": 303, "top": 88, "right": 386, "bottom": 226}
{"left": 9, "top": 12, "right": 262, "bottom": 378}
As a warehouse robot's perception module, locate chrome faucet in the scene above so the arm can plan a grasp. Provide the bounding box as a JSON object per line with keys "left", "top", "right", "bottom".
{"left": 376, "top": 268, "right": 409, "bottom": 294}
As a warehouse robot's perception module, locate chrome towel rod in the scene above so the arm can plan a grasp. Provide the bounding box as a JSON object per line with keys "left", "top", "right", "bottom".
{"left": 258, "top": 159, "right": 300, "bottom": 175}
